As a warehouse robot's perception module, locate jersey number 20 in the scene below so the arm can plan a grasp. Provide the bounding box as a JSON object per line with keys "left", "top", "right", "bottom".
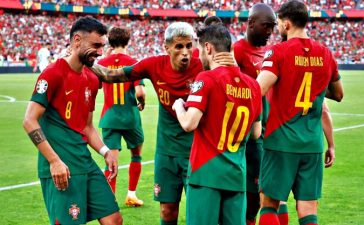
{"left": 218, "top": 101, "right": 250, "bottom": 152}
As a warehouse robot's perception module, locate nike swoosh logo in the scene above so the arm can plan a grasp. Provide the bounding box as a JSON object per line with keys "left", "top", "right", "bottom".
{"left": 65, "top": 90, "right": 73, "bottom": 95}
{"left": 156, "top": 80, "right": 167, "bottom": 85}
{"left": 252, "top": 61, "right": 260, "bottom": 66}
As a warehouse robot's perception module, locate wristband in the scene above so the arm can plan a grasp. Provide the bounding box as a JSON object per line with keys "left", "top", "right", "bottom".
{"left": 99, "top": 145, "right": 110, "bottom": 156}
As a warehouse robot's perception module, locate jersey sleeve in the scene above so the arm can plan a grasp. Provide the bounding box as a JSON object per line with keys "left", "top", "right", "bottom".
{"left": 185, "top": 72, "right": 212, "bottom": 112}
{"left": 261, "top": 45, "right": 280, "bottom": 77}
{"left": 134, "top": 79, "right": 145, "bottom": 86}
{"left": 30, "top": 66, "right": 61, "bottom": 108}
{"left": 124, "top": 57, "right": 155, "bottom": 81}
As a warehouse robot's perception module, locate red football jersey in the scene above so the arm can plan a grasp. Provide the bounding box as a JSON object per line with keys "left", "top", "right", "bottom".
{"left": 98, "top": 53, "right": 140, "bottom": 119}
{"left": 234, "top": 39, "right": 269, "bottom": 79}
{"left": 186, "top": 66, "right": 262, "bottom": 181}
{"left": 261, "top": 38, "right": 340, "bottom": 148}
{"left": 128, "top": 55, "right": 203, "bottom": 116}
{"left": 32, "top": 58, "right": 99, "bottom": 141}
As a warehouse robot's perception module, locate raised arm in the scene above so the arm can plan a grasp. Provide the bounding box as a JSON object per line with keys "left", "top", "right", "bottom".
{"left": 91, "top": 63, "right": 130, "bottom": 83}
{"left": 172, "top": 98, "right": 203, "bottom": 132}
{"left": 256, "top": 70, "right": 278, "bottom": 96}
{"left": 23, "top": 101, "right": 70, "bottom": 191}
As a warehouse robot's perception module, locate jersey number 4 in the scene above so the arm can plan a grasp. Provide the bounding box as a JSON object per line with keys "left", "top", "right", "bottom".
{"left": 295, "top": 72, "right": 313, "bottom": 115}
{"left": 218, "top": 101, "right": 250, "bottom": 152}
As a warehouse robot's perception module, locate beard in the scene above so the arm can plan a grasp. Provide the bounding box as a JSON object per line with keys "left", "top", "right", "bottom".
{"left": 79, "top": 50, "right": 97, "bottom": 67}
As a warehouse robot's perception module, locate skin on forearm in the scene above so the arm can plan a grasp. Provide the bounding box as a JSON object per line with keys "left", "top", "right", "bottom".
{"left": 322, "top": 101, "right": 334, "bottom": 148}
{"left": 91, "top": 63, "right": 128, "bottom": 83}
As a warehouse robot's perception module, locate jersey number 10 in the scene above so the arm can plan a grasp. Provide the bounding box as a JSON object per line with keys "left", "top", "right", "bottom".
{"left": 217, "top": 101, "right": 250, "bottom": 152}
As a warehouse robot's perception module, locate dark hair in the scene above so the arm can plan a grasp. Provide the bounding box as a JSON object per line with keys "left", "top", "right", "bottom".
{"left": 277, "top": 0, "right": 308, "bottom": 28}
{"left": 108, "top": 27, "right": 130, "bottom": 48}
{"left": 197, "top": 24, "right": 231, "bottom": 52}
{"left": 203, "top": 16, "right": 223, "bottom": 26}
{"left": 70, "top": 16, "right": 108, "bottom": 40}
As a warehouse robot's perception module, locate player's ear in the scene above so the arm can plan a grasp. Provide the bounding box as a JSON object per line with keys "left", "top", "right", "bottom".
{"left": 164, "top": 44, "right": 170, "bottom": 54}
{"left": 205, "top": 42, "right": 213, "bottom": 55}
{"left": 248, "top": 18, "right": 255, "bottom": 28}
{"left": 284, "top": 20, "right": 290, "bottom": 31}
{"left": 73, "top": 33, "right": 82, "bottom": 48}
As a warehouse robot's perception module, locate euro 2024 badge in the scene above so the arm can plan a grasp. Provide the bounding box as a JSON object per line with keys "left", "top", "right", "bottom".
{"left": 36, "top": 79, "right": 48, "bottom": 94}
{"left": 69, "top": 204, "right": 80, "bottom": 220}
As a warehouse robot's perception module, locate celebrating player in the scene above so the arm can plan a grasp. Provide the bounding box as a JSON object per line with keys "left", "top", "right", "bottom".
{"left": 173, "top": 24, "right": 262, "bottom": 225}
{"left": 98, "top": 27, "right": 146, "bottom": 207}
{"left": 256, "top": 1, "right": 344, "bottom": 225}
{"left": 233, "top": 3, "right": 276, "bottom": 224}
{"left": 92, "top": 22, "right": 235, "bottom": 225}
{"left": 23, "top": 17, "right": 122, "bottom": 225}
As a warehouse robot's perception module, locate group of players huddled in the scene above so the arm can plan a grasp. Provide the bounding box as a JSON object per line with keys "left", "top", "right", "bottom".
{"left": 23, "top": 0, "right": 344, "bottom": 225}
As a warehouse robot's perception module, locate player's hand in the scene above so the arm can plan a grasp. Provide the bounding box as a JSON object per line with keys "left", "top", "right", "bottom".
{"left": 50, "top": 159, "right": 71, "bottom": 191}
{"left": 325, "top": 147, "right": 335, "bottom": 168}
{"left": 213, "top": 52, "right": 237, "bottom": 66}
{"left": 104, "top": 150, "right": 118, "bottom": 181}
{"left": 172, "top": 98, "right": 186, "bottom": 112}
{"left": 137, "top": 102, "right": 145, "bottom": 111}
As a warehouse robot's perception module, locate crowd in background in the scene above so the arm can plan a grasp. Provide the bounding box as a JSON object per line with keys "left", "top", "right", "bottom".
{"left": 0, "top": 13, "right": 363, "bottom": 66}
{"left": 26, "top": 0, "right": 364, "bottom": 10}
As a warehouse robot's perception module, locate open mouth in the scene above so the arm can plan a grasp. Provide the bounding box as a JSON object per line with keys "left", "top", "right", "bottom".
{"left": 181, "top": 58, "right": 189, "bottom": 64}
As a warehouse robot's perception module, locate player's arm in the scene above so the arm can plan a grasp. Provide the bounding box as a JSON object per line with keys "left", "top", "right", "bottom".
{"left": 135, "top": 84, "right": 146, "bottom": 111}
{"left": 91, "top": 63, "right": 130, "bottom": 83}
{"left": 172, "top": 98, "right": 203, "bottom": 132}
{"left": 23, "top": 101, "right": 70, "bottom": 191}
{"left": 322, "top": 99, "right": 335, "bottom": 168}
{"left": 326, "top": 79, "right": 343, "bottom": 102}
{"left": 83, "top": 112, "right": 118, "bottom": 180}
{"left": 250, "top": 121, "right": 262, "bottom": 140}
{"left": 256, "top": 70, "right": 278, "bottom": 96}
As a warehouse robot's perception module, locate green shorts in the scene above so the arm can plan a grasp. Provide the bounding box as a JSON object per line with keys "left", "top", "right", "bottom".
{"left": 153, "top": 153, "right": 188, "bottom": 203}
{"left": 102, "top": 127, "right": 144, "bottom": 150}
{"left": 245, "top": 139, "right": 263, "bottom": 193}
{"left": 40, "top": 168, "right": 120, "bottom": 224}
{"left": 186, "top": 184, "right": 246, "bottom": 225}
{"left": 259, "top": 149, "right": 323, "bottom": 201}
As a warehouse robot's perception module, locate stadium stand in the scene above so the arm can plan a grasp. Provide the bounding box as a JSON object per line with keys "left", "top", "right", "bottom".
{"left": 0, "top": 12, "right": 363, "bottom": 66}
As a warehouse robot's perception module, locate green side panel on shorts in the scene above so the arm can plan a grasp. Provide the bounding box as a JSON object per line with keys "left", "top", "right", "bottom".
{"left": 38, "top": 105, "right": 99, "bottom": 178}
{"left": 156, "top": 104, "right": 193, "bottom": 157}
{"left": 99, "top": 104, "right": 142, "bottom": 129}
{"left": 264, "top": 91, "right": 326, "bottom": 153}
{"left": 188, "top": 143, "right": 247, "bottom": 192}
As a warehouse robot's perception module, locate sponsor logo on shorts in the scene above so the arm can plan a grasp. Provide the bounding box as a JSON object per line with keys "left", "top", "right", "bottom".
{"left": 154, "top": 183, "right": 161, "bottom": 197}
{"left": 69, "top": 204, "right": 80, "bottom": 220}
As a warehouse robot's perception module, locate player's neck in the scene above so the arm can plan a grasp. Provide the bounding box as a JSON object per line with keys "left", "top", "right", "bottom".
{"left": 65, "top": 54, "right": 83, "bottom": 73}
{"left": 112, "top": 47, "right": 127, "bottom": 54}
{"left": 287, "top": 28, "right": 309, "bottom": 40}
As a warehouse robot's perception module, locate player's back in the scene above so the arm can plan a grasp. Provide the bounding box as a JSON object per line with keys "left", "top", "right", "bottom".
{"left": 262, "top": 37, "right": 340, "bottom": 153}
{"left": 186, "top": 66, "right": 261, "bottom": 191}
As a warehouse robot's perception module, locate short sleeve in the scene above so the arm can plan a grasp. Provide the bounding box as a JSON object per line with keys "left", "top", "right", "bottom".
{"left": 328, "top": 51, "right": 340, "bottom": 82}
{"left": 30, "top": 67, "right": 61, "bottom": 108}
{"left": 185, "top": 72, "right": 212, "bottom": 112}
{"left": 125, "top": 57, "right": 156, "bottom": 80}
{"left": 261, "top": 46, "right": 280, "bottom": 77}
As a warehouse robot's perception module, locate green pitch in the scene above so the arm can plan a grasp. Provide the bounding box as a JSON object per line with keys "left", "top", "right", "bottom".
{"left": 0, "top": 71, "right": 363, "bottom": 225}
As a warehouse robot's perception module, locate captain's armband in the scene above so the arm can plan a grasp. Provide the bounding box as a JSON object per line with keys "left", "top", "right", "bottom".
{"left": 28, "top": 128, "right": 47, "bottom": 146}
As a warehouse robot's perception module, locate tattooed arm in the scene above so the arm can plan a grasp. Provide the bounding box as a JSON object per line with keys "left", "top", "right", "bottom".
{"left": 23, "top": 101, "right": 70, "bottom": 190}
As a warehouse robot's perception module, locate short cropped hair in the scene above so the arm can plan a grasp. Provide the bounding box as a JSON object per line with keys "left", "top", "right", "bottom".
{"left": 197, "top": 24, "right": 231, "bottom": 52}
{"left": 164, "top": 22, "right": 195, "bottom": 45}
{"left": 108, "top": 27, "right": 130, "bottom": 48}
{"left": 70, "top": 16, "right": 108, "bottom": 40}
{"left": 203, "top": 16, "right": 223, "bottom": 26}
{"left": 277, "top": 0, "right": 308, "bottom": 28}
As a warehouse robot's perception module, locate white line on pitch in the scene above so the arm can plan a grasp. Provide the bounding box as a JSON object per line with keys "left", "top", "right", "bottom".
{"left": 334, "top": 124, "right": 364, "bottom": 132}
{"left": 0, "top": 95, "right": 16, "bottom": 103}
{"left": 0, "top": 160, "right": 154, "bottom": 192}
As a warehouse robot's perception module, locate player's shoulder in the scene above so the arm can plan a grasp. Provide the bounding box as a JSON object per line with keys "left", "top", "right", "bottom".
{"left": 40, "top": 58, "right": 68, "bottom": 80}
{"left": 233, "top": 38, "right": 248, "bottom": 48}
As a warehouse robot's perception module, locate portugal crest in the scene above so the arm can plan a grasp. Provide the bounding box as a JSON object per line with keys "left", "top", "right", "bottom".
{"left": 68, "top": 204, "right": 80, "bottom": 220}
